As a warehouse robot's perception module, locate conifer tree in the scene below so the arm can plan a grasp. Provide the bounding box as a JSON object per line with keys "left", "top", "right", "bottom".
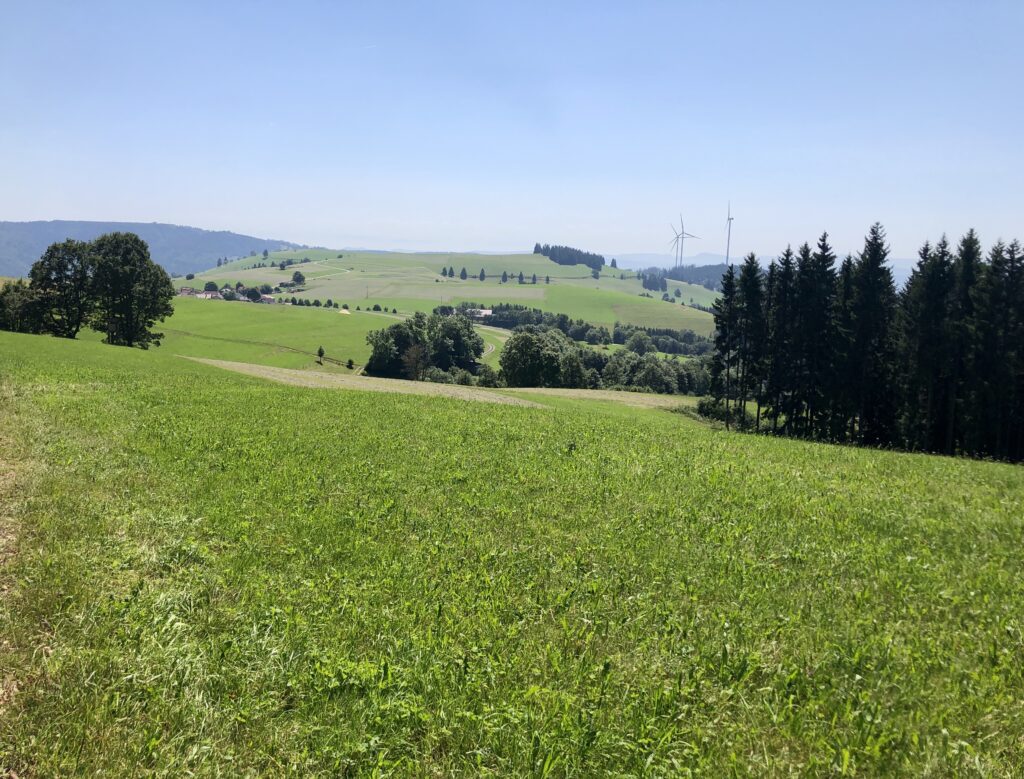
{"left": 764, "top": 247, "right": 797, "bottom": 432}
{"left": 736, "top": 253, "right": 766, "bottom": 426}
{"left": 850, "top": 223, "right": 898, "bottom": 445}
{"left": 830, "top": 254, "right": 858, "bottom": 439}
{"left": 711, "top": 264, "right": 739, "bottom": 428}
{"left": 946, "top": 229, "right": 982, "bottom": 452}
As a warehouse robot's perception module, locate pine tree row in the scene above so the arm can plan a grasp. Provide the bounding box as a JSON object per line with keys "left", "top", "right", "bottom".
{"left": 709, "top": 223, "right": 1024, "bottom": 461}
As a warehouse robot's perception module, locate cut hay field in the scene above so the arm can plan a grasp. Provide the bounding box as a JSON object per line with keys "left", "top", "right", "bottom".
{"left": 2, "top": 330, "right": 1023, "bottom": 775}
{"left": 179, "top": 250, "right": 717, "bottom": 334}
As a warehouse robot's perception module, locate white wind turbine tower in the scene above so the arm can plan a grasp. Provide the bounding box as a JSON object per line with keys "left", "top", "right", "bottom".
{"left": 724, "top": 202, "right": 735, "bottom": 266}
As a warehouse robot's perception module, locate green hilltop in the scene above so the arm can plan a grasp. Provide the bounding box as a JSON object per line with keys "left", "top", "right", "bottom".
{"left": 181, "top": 248, "right": 717, "bottom": 334}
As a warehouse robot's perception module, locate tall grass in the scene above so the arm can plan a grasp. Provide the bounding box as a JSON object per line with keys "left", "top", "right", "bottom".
{"left": 1, "top": 331, "right": 1022, "bottom": 775}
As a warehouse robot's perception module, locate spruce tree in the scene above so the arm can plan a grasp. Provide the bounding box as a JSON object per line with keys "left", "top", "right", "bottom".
{"left": 711, "top": 264, "right": 739, "bottom": 428}
{"left": 850, "top": 223, "right": 898, "bottom": 445}
{"left": 947, "top": 229, "right": 982, "bottom": 453}
{"left": 765, "top": 247, "right": 797, "bottom": 432}
{"left": 830, "top": 254, "right": 858, "bottom": 440}
{"left": 968, "top": 239, "right": 1017, "bottom": 457}
{"left": 736, "top": 253, "right": 766, "bottom": 426}
{"left": 896, "top": 239, "right": 954, "bottom": 452}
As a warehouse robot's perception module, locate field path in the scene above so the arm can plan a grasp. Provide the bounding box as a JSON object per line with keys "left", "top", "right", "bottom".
{"left": 182, "top": 357, "right": 694, "bottom": 411}
{"left": 499, "top": 386, "right": 692, "bottom": 409}
{"left": 183, "top": 357, "right": 541, "bottom": 407}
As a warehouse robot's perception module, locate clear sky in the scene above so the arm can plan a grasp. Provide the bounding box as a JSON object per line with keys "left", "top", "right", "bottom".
{"left": 2, "top": 1, "right": 1021, "bottom": 260}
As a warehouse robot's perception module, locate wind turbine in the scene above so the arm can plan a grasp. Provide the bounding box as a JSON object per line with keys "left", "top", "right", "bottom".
{"left": 678, "top": 214, "right": 699, "bottom": 267}
{"left": 670, "top": 216, "right": 699, "bottom": 268}
{"left": 724, "top": 202, "right": 734, "bottom": 267}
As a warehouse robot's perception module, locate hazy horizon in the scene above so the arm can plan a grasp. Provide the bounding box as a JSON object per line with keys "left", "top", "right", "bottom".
{"left": 3, "top": 2, "right": 1021, "bottom": 260}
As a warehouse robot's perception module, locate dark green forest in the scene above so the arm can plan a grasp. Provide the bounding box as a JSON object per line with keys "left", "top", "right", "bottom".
{"left": 707, "top": 224, "right": 1024, "bottom": 461}
{"left": 532, "top": 243, "right": 605, "bottom": 271}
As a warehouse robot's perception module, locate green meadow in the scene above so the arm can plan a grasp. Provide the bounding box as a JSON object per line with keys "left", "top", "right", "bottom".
{"left": 179, "top": 250, "right": 717, "bottom": 334}
{"left": 86, "top": 297, "right": 506, "bottom": 371}
{"left": 2, "top": 330, "right": 1022, "bottom": 775}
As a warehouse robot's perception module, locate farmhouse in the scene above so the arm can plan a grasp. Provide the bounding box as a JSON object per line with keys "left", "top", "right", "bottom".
{"left": 196, "top": 291, "right": 222, "bottom": 300}
{"left": 464, "top": 308, "right": 493, "bottom": 320}
{"left": 177, "top": 287, "right": 196, "bottom": 296}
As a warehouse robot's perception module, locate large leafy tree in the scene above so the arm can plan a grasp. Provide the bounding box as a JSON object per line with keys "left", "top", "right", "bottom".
{"left": 90, "top": 232, "right": 175, "bottom": 348}
{"left": 499, "top": 330, "right": 564, "bottom": 387}
{"left": 0, "top": 280, "right": 45, "bottom": 334}
{"left": 365, "top": 312, "right": 483, "bottom": 378}
{"left": 28, "top": 239, "right": 96, "bottom": 338}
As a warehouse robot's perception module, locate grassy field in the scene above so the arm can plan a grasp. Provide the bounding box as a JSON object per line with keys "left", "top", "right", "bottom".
{"left": 2, "top": 330, "right": 1023, "bottom": 775}
{"left": 178, "top": 250, "right": 717, "bottom": 334}
{"left": 94, "top": 297, "right": 506, "bottom": 372}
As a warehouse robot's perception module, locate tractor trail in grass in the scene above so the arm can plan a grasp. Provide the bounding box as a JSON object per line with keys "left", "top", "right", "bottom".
{"left": 182, "top": 357, "right": 541, "bottom": 406}
{"left": 164, "top": 327, "right": 348, "bottom": 366}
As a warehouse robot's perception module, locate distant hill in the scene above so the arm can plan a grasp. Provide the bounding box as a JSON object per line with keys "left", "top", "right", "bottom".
{"left": 0, "top": 221, "right": 305, "bottom": 277}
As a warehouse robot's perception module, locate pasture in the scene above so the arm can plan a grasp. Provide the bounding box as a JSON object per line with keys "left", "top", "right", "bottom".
{"left": 180, "top": 249, "right": 717, "bottom": 334}
{"left": 2, "top": 330, "right": 1022, "bottom": 775}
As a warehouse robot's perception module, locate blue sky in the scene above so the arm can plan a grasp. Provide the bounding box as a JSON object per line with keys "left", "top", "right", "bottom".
{"left": 1, "top": 1, "right": 1021, "bottom": 260}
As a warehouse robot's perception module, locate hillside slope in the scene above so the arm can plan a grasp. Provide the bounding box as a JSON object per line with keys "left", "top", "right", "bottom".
{"left": 0, "top": 220, "right": 304, "bottom": 276}
{"left": 1, "top": 331, "right": 1022, "bottom": 774}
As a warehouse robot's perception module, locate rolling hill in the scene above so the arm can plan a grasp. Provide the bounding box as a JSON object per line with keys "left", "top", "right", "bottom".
{"left": 0, "top": 220, "right": 304, "bottom": 277}
{"left": 185, "top": 248, "right": 718, "bottom": 334}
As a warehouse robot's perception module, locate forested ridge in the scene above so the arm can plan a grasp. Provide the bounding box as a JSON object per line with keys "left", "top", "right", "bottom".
{"left": 532, "top": 243, "right": 605, "bottom": 271}
{"left": 707, "top": 223, "right": 1024, "bottom": 461}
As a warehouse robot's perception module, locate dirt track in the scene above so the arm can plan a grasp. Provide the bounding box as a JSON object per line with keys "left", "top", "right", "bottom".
{"left": 182, "top": 358, "right": 542, "bottom": 406}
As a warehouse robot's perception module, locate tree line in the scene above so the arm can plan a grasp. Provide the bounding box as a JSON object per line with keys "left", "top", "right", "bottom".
{"left": 499, "top": 327, "right": 709, "bottom": 394}
{"left": 707, "top": 223, "right": 1024, "bottom": 461}
{"left": 455, "top": 302, "right": 611, "bottom": 343}
{"left": 612, "top": 323, "right": 712, "bottom": 356}
{"left": 663, "top": 263, "right": 728, "bottom": 291}
{"left": 440, "top": 267, "right": 550, "bottom": 284}
{"left": 0, "top": 233, "right": 174, "bottom": 348}
{"left": 532, "top": 243, "right": 605, "bottom": 271}
{"left": 363, "top": 307, "right": 710, "bottom": 395}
